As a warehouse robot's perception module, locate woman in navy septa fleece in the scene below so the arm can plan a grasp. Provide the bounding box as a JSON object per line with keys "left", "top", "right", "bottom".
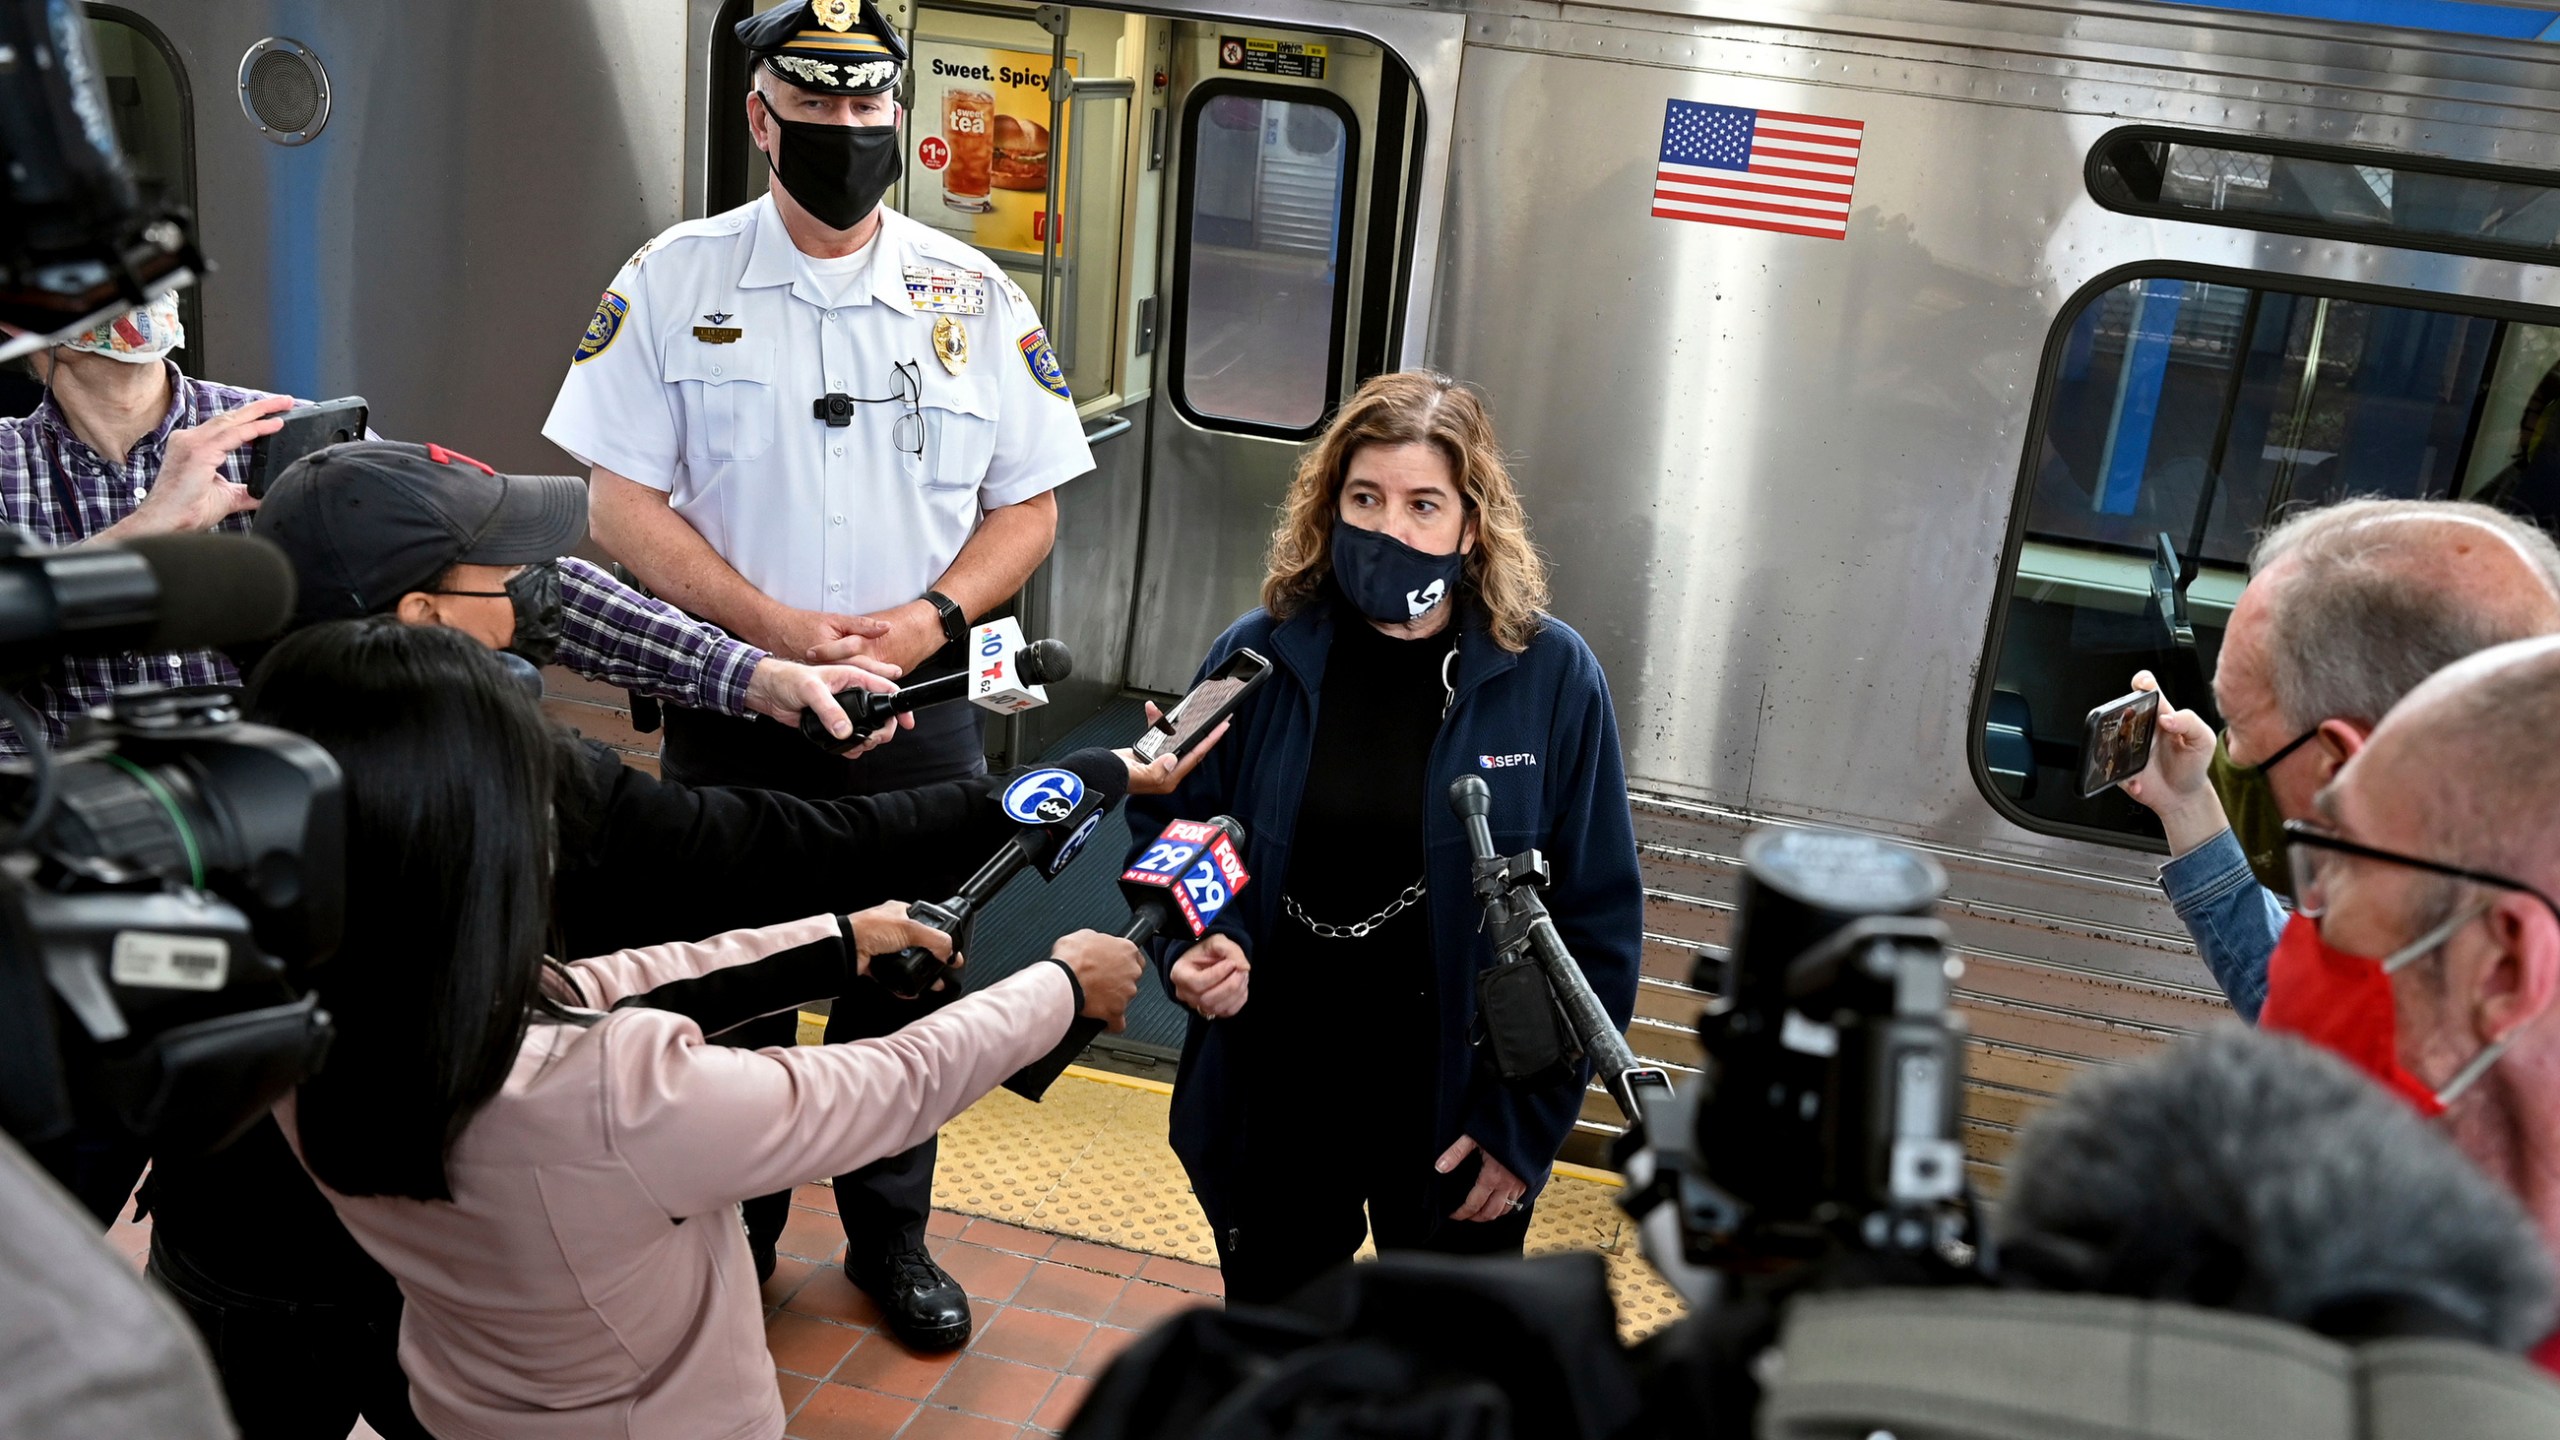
{"left": 1126, "top": 370, "right": 1643, "bottom": 1305}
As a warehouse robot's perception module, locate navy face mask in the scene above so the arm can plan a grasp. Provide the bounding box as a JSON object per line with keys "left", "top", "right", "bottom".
{"left": 1330, "top": 520, "right": 1466, "bottom": 626}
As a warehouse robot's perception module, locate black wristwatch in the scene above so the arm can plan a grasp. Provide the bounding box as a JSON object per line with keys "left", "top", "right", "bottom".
{"left": 923, "top": 589, "right": 967, "bottom": 647}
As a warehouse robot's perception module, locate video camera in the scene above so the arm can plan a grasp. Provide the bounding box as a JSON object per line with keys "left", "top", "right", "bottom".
{"left": 1622, "top": 827, "right": 1975, "bottom": 1297}
{"left": 0, "top": 532, "right": 343, "bottom": 1175}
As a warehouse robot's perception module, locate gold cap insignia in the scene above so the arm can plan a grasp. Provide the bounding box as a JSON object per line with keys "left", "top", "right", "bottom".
{"left": 812, "top": 0, "right": 856, "bottom": 33}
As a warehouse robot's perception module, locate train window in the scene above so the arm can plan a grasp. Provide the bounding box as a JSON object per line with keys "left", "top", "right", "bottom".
{"left": 1172, "top": 84, "right": 1356, "bottom": 438}
{"left": 1980, "top": 271, "right": 2536, "bottom": 843}
{"left": 2090, "top": 127, "right": 2560, "bottom": 267}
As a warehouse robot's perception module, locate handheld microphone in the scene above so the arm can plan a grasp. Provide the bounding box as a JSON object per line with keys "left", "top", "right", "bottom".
{"left": 1003, "top": 816, "right": 1251, "bottom": 1101}
{"left": 869, "top": 753, "right": 1124, "bottom": 998}
{"left": 0, "top": 532, "right": 297, "bottom": 684}
{"left": 798, "top": 622, "right": 1071, "bottom": 753}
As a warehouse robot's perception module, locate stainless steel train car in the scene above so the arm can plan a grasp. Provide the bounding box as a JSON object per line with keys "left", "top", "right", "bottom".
{"left": 79, "top": 0, "right": 2560, "bottom": 1177}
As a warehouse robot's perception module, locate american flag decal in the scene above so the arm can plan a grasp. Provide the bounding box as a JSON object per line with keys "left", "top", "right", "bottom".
{"left": 1652, "top": 100, "right": 1865, "bottom": 240}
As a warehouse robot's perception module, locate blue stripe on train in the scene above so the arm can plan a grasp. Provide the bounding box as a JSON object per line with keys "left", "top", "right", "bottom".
{"left": 2146, "top": 0, "right": 2560, "bottom": 40}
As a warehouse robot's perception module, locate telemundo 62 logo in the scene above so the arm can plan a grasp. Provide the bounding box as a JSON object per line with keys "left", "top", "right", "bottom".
{"left": 1001, "top": 768, "right": 1085, "bottom": 825}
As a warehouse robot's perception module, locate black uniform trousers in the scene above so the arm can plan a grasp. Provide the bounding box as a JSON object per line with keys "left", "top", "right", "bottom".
{"left": 661, "top": 698, "right": 988, "bottom": 1261}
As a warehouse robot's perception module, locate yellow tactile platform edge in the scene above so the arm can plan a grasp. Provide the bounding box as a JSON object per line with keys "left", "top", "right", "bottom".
{"left": 917, "top": 1057, "right": 1690, "bottom": 1340}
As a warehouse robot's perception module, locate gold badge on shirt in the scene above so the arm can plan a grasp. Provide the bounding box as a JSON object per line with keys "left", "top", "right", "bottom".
{"left": 933, "top": 314, "right": 969, "bottom": 375}
{"left": 693, "top": 312, "right": 742, "bottom": 344}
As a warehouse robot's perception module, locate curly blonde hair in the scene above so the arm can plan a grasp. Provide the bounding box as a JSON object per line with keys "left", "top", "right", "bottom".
{"left": 1263, "top": 371, "right": 1550, "bottom": 652}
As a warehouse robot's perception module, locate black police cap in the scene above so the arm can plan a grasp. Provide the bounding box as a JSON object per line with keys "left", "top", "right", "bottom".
{"left": 736, "top": 0, "right": 905, "bottom": 97}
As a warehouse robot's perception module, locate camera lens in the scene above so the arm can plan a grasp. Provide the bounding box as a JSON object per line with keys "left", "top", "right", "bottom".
{"left": 49, "top": 759, "right": 206, "bottom": 884}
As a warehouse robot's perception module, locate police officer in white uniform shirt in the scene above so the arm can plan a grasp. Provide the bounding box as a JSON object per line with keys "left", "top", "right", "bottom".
{"left": 542, "top": 0, "right": 1091, "bottom": 1353}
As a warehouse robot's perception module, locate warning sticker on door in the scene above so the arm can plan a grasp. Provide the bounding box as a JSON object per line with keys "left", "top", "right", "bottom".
{"left": 1217, "top": 35, "right": 1327, "bottom": 80}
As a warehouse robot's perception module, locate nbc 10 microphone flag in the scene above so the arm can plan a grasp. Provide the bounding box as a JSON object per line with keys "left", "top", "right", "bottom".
{"left": 1652, "top": 99, "right": 1865, "bottom": 240}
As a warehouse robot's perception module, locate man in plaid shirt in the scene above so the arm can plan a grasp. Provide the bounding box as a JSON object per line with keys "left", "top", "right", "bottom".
{"left": 0, "top": 296, "right": 290, "bottom": 753}
{"left": 1, "top": 299, "right": 879, "bottom": 755}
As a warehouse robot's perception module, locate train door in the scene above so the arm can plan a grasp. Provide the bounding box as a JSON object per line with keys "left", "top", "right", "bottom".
{"left": 1126, "top": 19, "right": 1422, "bottom": 693}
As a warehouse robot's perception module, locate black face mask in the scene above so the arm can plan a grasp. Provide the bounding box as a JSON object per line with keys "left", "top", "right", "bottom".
{"left": 502, "top": 560, "right": 564, "bottom": 669}
{"left": 761, "top": 100, "right": 902, "bottom": 231}
{"left": 1330, "top": 519, "right": 1466, "bottom": 626}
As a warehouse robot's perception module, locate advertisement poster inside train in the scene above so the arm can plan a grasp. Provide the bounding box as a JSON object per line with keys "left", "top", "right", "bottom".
{"left": 908, "top": 41, "right": 1078, "bottom": 260}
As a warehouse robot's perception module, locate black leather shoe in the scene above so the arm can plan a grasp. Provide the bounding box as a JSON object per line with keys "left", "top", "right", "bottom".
{"left": 851, "top": 1248, "right": 971, "bottom": 1352}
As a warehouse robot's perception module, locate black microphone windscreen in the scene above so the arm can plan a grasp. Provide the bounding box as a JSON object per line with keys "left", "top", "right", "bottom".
{"left": 123, "top": 533, "right": 298, "bottom": 652}
{"left": 1020, "top": 638, "right": 1072, "bottom": 686}
{"left": 1997, "top": 1025, "right": 2559, "bottom": 1350}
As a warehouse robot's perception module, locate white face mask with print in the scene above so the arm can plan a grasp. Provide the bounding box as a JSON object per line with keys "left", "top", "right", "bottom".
{"left": 59, "top": 293, "right": 185, "bottom": 365}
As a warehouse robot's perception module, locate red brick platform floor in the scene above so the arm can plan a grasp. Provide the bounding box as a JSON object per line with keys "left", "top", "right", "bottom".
{"left": 763, "top": 1184, "right": 1222, "bottom": 1439}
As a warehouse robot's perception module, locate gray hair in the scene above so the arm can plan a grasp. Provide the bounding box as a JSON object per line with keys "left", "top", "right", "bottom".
{"left": 2245, "top": 499, "right": 2560, "bottom": 730}
{"left": 1999, "top": 1025, "right": 2559, "bottom": 1350}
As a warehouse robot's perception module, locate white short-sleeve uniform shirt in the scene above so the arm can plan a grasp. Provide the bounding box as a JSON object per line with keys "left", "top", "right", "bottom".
{"left": 543, "top": 196, "right": 1092, "bottom": 617}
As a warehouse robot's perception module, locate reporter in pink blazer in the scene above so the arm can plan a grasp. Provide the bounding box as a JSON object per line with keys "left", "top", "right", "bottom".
{"left": 249, "top": 619, "right": 1142, "bottom": 1440}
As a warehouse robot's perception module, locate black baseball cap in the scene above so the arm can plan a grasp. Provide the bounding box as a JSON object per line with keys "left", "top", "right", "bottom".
{"left": 254, "top": 440, "right": 587, "bottom": 627}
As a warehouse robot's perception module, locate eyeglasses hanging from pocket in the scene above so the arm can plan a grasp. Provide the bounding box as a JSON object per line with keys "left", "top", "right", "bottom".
{"left": 810, "top": 359, "right": 921, "bottom": 461}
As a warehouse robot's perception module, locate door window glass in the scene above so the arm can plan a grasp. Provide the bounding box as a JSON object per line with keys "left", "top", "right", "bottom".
{"left": 1176, "top": 88, "right": 1352, "bottom": 435}
{"left": 1984, "top": 273, "right": 2521, "bottom": 841}
{"left": 2090, "top": 128, "right": 2560, "bottom": 267}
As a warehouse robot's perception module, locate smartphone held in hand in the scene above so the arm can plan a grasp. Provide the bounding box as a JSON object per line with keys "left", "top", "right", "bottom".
{"left": 2081, "top": 688, "right": 2162, "bottom": 798}
{"left": 1132, "top": 648, "right": 1271, "bottom": 764}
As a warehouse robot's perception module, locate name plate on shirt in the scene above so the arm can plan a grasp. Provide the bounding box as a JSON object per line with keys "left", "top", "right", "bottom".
{"left": 903, "top": 265, "right": 987, "bottom": 315}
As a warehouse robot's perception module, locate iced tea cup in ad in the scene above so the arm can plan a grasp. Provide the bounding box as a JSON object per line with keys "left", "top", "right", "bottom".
{"left": 942, "top": 87, "right": 995, "bottom": 212}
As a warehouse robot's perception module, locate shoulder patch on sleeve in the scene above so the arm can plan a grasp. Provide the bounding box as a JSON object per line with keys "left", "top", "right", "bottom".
{"left": 1017, "top": 328, "right": 1070, "bottom": 400}
{"left": 575, "top": 291, "right": 630, "bottom": 365}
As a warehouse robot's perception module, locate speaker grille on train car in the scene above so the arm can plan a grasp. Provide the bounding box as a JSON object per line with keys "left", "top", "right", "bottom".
{"left": 238, "top": 38, "right": 331, "bottom": 146}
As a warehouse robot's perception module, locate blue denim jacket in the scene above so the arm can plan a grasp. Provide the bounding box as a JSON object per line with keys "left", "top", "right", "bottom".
{"left": 2158, "top": 827, "right": 2289, "bottom": 1022}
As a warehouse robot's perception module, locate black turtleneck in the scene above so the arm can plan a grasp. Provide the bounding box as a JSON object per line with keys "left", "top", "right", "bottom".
{"left": 1248, "top": 598, "right": 1453, "bottom": 1080}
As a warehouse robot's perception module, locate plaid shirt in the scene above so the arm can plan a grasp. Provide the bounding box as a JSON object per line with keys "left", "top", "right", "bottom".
{"left": 558, "top": 557, "right": 761, "bottom": 716}
{"left": 0, "top": 365, "right": 269, "bottom": 753}
{"left": 0, "top": 365, "right": 761, "bottom": 756}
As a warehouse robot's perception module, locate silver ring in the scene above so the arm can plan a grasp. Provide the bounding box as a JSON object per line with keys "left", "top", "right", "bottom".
{"left": 1506, "top": 1198, "right": 1526, "bottom": 1214}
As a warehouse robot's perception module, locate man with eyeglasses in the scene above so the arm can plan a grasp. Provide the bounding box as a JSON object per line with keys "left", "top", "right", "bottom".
{"left": 2118, "top": 499, "right": 2560, "bottom": 1020}
{"left": 2256, "top": 634, "right": 2560, "bottom": 1371}
{"left": 539, "top": 0, "right": 1090, "bottom": 1349}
